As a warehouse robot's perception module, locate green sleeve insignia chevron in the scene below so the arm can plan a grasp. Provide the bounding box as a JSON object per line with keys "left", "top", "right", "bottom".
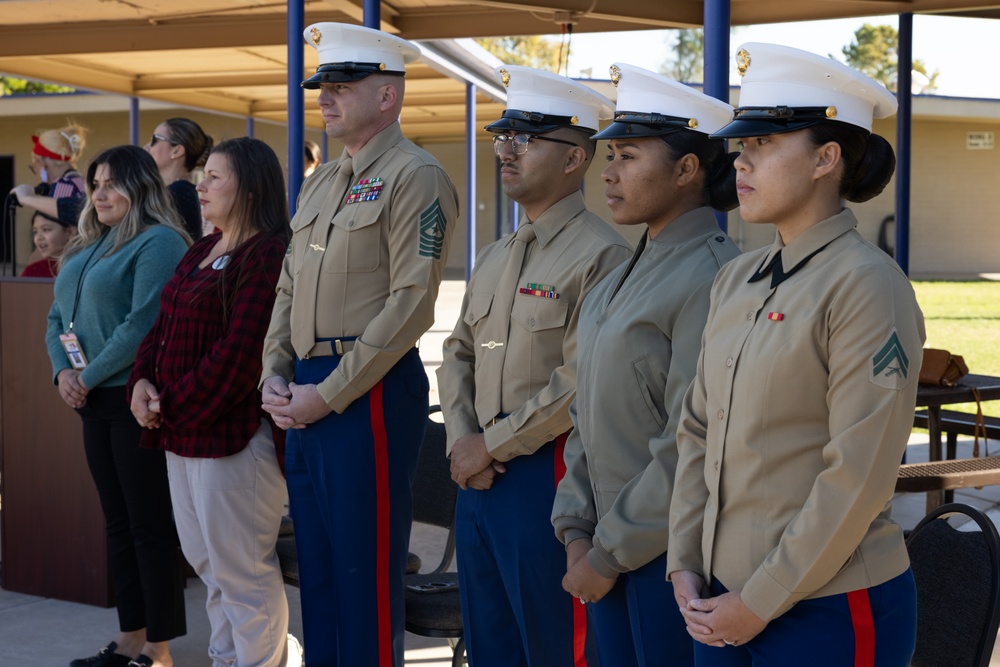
{"left": 870, "top": 329, "right": 910, "bottom": 389}
{"left": 418, "top": 198, "right": 447, "bottom": 260}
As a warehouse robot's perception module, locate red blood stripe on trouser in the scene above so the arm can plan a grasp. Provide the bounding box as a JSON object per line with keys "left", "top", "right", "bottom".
{"left": 846, "top": 589, "right": 875, "bottom": 667}
{"left": 369, "top": 381, "right": 391, "bottom": 667}
{"left": 552, "top": 433, "right": 588, "bottom": 667}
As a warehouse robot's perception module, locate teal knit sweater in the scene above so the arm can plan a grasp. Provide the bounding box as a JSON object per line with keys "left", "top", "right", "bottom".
{"left": 46, "top": 224, "right": 188, "bottom": 389}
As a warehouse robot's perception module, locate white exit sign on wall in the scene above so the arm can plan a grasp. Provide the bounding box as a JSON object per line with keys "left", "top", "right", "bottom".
{"left": 967, "top": 131, "right": 995, "bottom": 149}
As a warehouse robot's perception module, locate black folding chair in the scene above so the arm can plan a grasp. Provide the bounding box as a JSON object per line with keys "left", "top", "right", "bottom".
{"left": 907, "top": 502, "right": 1000, "bottom": 667}
{"left": 405, "top": 405, "right": 465, "bottom": 666}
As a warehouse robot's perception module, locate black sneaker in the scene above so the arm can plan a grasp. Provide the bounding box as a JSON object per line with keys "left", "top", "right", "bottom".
{"left": 69, "top": 642, "right": 133, "bottom": 667}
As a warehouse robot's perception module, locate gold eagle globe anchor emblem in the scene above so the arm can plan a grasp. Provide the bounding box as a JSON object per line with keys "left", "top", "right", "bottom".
{"left": 736, "top": 49, "right": 751, "bottom": 77}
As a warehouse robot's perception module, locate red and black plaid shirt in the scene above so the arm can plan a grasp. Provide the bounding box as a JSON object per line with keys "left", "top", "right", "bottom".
{"left": 129, "top": 232, "right": 285, "bottom": 458}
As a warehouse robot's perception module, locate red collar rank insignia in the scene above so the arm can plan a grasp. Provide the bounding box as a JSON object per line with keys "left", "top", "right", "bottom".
{"left": 346, "top": 177, "right": 384, "bottom": 204}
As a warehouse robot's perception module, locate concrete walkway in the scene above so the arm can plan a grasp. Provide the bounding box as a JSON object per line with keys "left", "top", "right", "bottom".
{"left": 0, "top": 569, "right": 462, "bottom": 666}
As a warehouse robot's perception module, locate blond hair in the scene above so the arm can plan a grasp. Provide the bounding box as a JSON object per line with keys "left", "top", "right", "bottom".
{"left": 35, "top": 121, "right": 87, "bottom": 164}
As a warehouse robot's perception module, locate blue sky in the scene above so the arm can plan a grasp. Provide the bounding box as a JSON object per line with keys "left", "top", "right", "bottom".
{"left": 562, "top": 14, "right": 998, "bottom": 99}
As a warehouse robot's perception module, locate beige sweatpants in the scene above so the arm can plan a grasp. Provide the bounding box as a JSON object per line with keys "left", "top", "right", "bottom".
{"left": 166, "top": 420, "right": 296, "bottom": 667}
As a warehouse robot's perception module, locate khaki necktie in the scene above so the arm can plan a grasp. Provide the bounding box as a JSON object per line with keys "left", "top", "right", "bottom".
{"left": 291, "top": 155, "right": 353, "bottom": 357}
{"left": 475, "top": 223, "right": 536, "bottom": 423}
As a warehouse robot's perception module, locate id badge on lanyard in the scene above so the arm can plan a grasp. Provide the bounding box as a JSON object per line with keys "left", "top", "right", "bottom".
{"left": 59, "top": 332, "right": 89, "bottom": 369}
{"left": 62, "top": 232, "right": 108, "bottom": 371}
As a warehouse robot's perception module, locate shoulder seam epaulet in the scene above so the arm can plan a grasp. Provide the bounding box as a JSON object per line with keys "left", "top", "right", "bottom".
{"left": 706, "top": 233, "right": 735, "bottom": 267}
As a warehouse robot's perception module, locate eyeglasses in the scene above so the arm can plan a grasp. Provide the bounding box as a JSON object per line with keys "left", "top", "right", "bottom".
{"left": 492, "top": 133, "right": 580, "bottom": 156}
{"left": 149, "top": 133, "right": 178, "bottom": 147}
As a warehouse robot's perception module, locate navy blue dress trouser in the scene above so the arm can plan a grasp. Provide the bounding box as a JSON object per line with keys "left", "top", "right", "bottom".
{"left": 285, "top": 348, "right": 427, "bottom": 667}
{"left": 588, "top": 552, "right": 693, "bottom": 667}
{"left": 456, "top": 438, "right": 597, "bottom": 667}
{"left": 693, "top": 570, "right": 916, "bottom": 667}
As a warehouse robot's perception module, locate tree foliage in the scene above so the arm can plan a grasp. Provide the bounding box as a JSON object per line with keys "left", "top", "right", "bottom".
{"left": 840, "top": 23, "right": 938, "bottom": 93}
{"left": 660, "top": 29, "right": 704, "bottom": 83}
{"left": 0, "top": 76, "right": 74, "bottom": 97}
{"left": 475, "top": 36, "right": 564, "bottom": 72}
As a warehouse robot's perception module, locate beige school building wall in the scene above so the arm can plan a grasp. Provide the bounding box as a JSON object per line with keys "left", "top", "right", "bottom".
{"left": 432, "top": 100, "right": 1000, "bottom": 279}
{"left": 725, "top": 102, "right": 1000, "bottom": 278}
{"left": 905, "top": 107, "right": 1000, "bottom": 278}
{"left": 4, "top": 94, "right": 1000, "bottom": 278}
{"left": 0, "top": 97, "right": 325, "bottom": 270}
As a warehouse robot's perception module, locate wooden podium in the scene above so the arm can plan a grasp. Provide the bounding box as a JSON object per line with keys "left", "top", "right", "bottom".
{"left": 0, "top": 277, "right": 113, "bottom": 607}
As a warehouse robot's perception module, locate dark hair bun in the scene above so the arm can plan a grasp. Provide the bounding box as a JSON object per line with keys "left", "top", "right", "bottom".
{"left": 195, "top": 136, "right": 214, "bottom": 169}
{"left": 844, "top": 133, "right": 895, "bottom": 203}
{"left": 707, "top": 151, "right": 739, "bottom": 212}
{"left": 164, "top": 118, "right": 214, "bottom": 172}
{"left": 662, "top": 132, "right": 738, "bottom": 212}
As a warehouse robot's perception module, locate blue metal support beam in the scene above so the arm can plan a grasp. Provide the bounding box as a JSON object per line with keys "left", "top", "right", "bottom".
{"left": 895, "top": 12, "right": 913, "bottom": 275}
{"left": 246, "top": 117, "right": 255, "bottom": 138}
{"left": 129, "top": 97, "right": 139, "bottom": 146}
{"left": 704, "top": 0, "right": 731, "bottom": 232}
{"left": 465, "top": 82, "right": 477, "bottom": 281}
{"left": 287, "top": 0, "right": 305, "bottom": 215}
{"left": 364, "top": 0, "right": 380, "bottom": 27}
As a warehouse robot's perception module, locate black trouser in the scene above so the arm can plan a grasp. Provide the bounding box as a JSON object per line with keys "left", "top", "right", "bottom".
{"left": 76, "top": 386, "right": 186, "bottom": 642}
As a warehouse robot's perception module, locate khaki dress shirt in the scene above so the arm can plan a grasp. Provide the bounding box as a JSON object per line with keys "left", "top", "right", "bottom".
{"left": 551, "top": 208, "right": 740, "bottom": 579}
{"left": 667, "top": 209, "right": 926, "bottom": 622}
{"left": 261, "top": 123, "right": 459, "bottom": 412}
{"left": 437, "top": 191, "right": 631, "bottom": 461}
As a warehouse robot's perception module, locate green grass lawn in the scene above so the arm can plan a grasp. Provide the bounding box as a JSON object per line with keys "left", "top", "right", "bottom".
{"left": 912, "top": 281, "right": 1000, "bottom": 415}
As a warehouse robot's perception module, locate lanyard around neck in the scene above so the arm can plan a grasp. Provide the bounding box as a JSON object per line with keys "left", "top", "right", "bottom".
{"left": 67, "top": 231, "right": 111, "bottom": 331}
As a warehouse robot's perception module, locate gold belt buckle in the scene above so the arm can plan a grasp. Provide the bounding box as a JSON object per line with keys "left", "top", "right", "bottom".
{"left": 485, "top": 416, "right": 502, "bottom": 428}
{"left": 335, "top": 339, "right": 344, "bottom": 355}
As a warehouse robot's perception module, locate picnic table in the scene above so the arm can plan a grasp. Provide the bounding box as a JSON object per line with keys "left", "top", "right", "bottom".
{"left": 901, "top": 374, "right": 1000, "bottom": 511}
{"left": 916, "top": 374, "right": 1000, "bottom": 462}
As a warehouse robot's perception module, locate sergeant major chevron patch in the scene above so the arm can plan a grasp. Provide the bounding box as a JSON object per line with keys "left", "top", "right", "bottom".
{"left": 419, "top": 198, "right": 447, "bottom": 260}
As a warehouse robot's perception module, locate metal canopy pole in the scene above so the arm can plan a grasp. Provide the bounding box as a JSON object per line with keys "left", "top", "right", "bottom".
{"left": 364, "top": 0, "right": 380, "bottom": 27}
{"left": 129, "top": 97, "right": 139, "bottom": 146}
{"left": 895, "top": 12, "right": 913, "bottom": 275}
{"left": 465, "top": 82, "right": 477, "bottom": 281}
{"left": 704, "top": 0, "right": 731, "bottom": 232}
{"left": 287, "top": 0, "right": 305, "bottom": 215}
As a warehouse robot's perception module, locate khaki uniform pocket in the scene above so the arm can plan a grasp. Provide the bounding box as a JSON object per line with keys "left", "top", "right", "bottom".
{"left": 508, "top": 295, "right": 569, "bottom": 381}
{"left": 326, "top": 201, "right": 385, "bottom": 273}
